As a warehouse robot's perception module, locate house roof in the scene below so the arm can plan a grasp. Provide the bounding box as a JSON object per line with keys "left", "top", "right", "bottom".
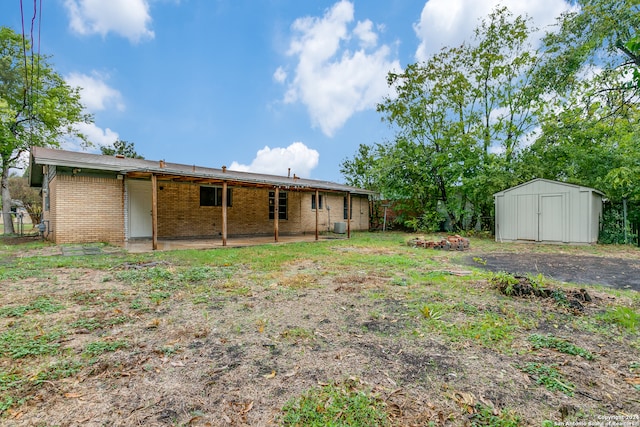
{"left": 493, "top": 178, "right": 605, "bottom": 197}
{"left": 29, "top": 146, "right": 376, "bottom": 195}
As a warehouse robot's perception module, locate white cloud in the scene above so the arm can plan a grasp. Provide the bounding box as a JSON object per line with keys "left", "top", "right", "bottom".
{"left": 62, "top": 73, "right": 123, "bottom": 156}
{"left": 66, "top": 72, "right": 125, "bottom": 112}
{"left": 68, "top": 122, "right": 119, "bottom": 150}
{"left": 273, "top": 66, "right": 287, "bottom": 84}
{"left": 281, "top": 0, "right": 400, "bottom": 137}
{"left": 353, "top": 20, "right": 378, "bottom": 48}
{"left": 414, "top": 0, "right": 574, "bottom": 61}
{"left": 230, "top": 142, "right": 319, "bottom": 178}
{"left": 64, "top": 0, "right": 154, "bottom": 43}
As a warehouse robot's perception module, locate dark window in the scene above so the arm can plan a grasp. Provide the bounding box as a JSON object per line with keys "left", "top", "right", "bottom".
{"left": 269, "top": 191, "right": 287, "bottom": 220}
{"left": 343, "top": 196, "right": 352, "bottom": 220}
{"left": 311, "top": 194, "right": 323, "bottom": 210}
{"left": 200, "top": 186, "right": 232, "bottom": 207}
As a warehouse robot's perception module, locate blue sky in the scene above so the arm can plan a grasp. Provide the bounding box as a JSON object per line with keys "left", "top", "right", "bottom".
{"left": 1, "top": 0, "right": 573, "bottom": 183}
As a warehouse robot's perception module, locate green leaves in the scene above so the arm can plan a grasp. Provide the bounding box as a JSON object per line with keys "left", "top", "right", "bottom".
{"left": 344, "top": 7, "right": 542, "bottom": 231}
{"left": 100, "top": 139, "right": 144, "bottom": 159}
{"left": 518, "top": 362, "right": 575, "bottom": 396}
{"left": 1, "top": 25, "right": 93, "bottom": 234}
{"left": 280, "top": 380, "right": 390, "bottom": 427}
{"left": 527, "top": 334, "right": 595, "bottom": 360}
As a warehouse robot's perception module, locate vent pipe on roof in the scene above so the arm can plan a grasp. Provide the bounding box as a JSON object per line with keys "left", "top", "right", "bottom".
{"left": 222, "top": 165, "right": 227, "bottom": 173}
{"left": 288, "top": 168, "right": 291, "bottom": 178}
{"left": 159, "top": 160, "right": 165, "bottom": 168}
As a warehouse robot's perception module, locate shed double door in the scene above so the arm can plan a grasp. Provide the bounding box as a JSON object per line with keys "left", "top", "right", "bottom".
{"left": 516, "top": 194, "right": 565, "bottom": 242}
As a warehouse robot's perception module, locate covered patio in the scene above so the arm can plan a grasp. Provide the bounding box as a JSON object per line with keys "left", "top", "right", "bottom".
{"left": 30, "top": 147, "right": 376, "bottom": 247}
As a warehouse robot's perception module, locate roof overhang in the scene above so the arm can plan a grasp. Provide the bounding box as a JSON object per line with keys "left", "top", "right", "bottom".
{"left": 29, "top": 146, "right": 377, "bottom": 196}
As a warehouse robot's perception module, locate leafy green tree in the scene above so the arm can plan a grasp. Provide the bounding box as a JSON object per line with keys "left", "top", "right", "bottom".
{"left": 340, "top": 143, "right": 386, "bottom": 229}
{"left": 522, "top": 76, "right": 639, "bottom": 198}
{"left": 520, "top": 65, "right": 640, "bottom": 243}
{"left": 8, "top": 174, "right": 41, "bottom": 225}
{"left": 100, "top": 139, "right": 144, "bottom": 159}
{"left": 541, "top": 0, "right": 640, "bottom": 94}
{"left": 1, "top": 26, "right": 92, "bottom": 234}
{"left": 343, "top": 7, "right": 543, "bottom": 231}
{"left": 625, "top": 35, "right": 640, "bottom": 88}
{"left": 528, "top": 0, "right": 640, "bottom": 243}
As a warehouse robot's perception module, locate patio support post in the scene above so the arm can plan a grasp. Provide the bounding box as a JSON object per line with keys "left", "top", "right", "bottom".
{"left": 222, "top": 181, "right": 228, "bottom": 246}
{"left": 274, "top": 187, "right": 279, "bottom": 242}
{"left": 347, "top": 192, "right": 351, "bottom": 239}
{"left": 315, "top": 189, "right": 319, "bottom": 241}
{"left": 151, "top": 174, "right": 158, "bottom": 250}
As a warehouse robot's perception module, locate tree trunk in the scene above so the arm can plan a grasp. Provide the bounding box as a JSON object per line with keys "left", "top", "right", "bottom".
{"left": 24, "top": 203, "right": 42, "bottom": 226}
{"left": 1, "top": 159, "right": 16, "bottom": 235}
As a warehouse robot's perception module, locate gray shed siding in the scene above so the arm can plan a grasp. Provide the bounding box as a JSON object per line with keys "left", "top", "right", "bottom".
{"left": 494, "top": 179, "right": 603, "bottom": 244}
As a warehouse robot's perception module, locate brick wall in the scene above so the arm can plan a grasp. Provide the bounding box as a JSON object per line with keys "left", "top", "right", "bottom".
{"left": 157, "top": 182, "right": 370, "bottom": 238}
{"left": 52, "top": 175, "right": 124, "bottom": 244}
{"left": 44, "top": 175, "right": 368, "bottom": 244}
{"left": 299, "top": 193, "right": 370, "bottom": 232}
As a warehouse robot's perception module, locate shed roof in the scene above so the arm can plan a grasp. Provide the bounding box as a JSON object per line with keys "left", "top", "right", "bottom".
{"left": 29, "top": 146, "right": 376, "bottom": 195}
{"left": 493, "top": 178, "right": 605, "bottom": 197}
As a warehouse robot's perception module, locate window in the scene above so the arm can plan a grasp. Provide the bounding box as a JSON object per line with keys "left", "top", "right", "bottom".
{"left": 200, "top": 186, "right": 232, "bottom": 207}
{"left": 311, "top": 194, "right": 323, "bottom": 210}
{"left": 343, "top": 196, "right": 352, "bottom": 220}
{"left": 269, "top": 191, "right": 287, "bottom": 220}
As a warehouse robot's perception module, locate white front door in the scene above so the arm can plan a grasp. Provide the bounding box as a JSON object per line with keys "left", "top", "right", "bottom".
{"left": 128, "top": 180, "right": 152, "bottom": 238}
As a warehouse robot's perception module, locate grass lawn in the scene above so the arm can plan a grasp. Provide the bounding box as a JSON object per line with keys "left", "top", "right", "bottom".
{"left": 0, "top": 232, "right": 638, "bottom": 426}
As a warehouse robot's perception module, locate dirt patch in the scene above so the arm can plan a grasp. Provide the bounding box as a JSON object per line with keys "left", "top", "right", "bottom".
{"left": 492, "top": 274, "right": 597, "bottom": 315}
{"left": 462, "top": 253, "right": 640, "bottom": 291}
{"left": 0, "top": 234, "right": 41, "bottom": 246}
{"left": 1, "top": 239, "right": 639, "bottom": 426}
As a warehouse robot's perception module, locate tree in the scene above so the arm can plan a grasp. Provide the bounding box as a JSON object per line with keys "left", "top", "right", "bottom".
{"left": 540, "top": 0, "right": 640, "bottom": 95}
{"left": 343, "top": 7, "right": 543, "bottom": 231}
{"left": 100, "top": 139, "right": 144, "bottom": 159}
{"left": 340, "top": 144, "right": 386, "bottom": 230}
{"left": 8, "top": 173, "right": 41, "bottom": 225}
{"left": 522, "top": 73, "right": 640, "bottom": 197}
{"left": 1, "top": 26, "right": 92, "bottom": 234}
{"left": 528, "top": 0, "right": 640, "bottom": 243}
{"left": 626, "top": 35, "right": 640, "bottom": 85}
{"left": 520, "top": 63, "right": 640, "bottom": 243}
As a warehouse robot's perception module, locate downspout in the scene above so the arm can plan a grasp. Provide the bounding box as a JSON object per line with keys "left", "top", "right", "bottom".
{"left": 347, "top": 192, "right": 351, "bottom": 239}
{"left": 222, "top": 181, "right": 228, "bottom": 246}
{"left": 151, "top": 174, "right": 158, "bottom": 250}
{"left": 274, "top": 187, "right": 279, "bottom": 242}
{"left": 315, "top": 189, "right": 319, "bottom": 241}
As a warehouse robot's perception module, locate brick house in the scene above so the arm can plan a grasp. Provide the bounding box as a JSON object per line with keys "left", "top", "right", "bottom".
{"left": 29, "top": 147, "right": 375, "bottom": 249}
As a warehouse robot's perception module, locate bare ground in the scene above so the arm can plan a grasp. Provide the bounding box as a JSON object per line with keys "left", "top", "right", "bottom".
{"left": 461, "top": 253, "right": 640, "bottom": 291}
{"left": 0, "top": 237, "right": 639, "bottom": 426}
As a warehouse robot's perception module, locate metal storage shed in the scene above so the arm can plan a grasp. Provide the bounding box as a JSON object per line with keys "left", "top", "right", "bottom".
{"left": 494, "top": 179, "right": 604, "bottom": 244}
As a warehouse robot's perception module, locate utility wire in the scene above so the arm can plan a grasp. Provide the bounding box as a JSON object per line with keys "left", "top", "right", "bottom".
{"left": 29, "top": 0, "right": 37, "bottom": 118}
{"left": 19, "top": 0, "right": 30, "bottom": 114}
{"left": 37, "top": 0, "right": 42, "bottom": 97}
{"left": 19, "top": 0, "right": 43, "bottom": 145}
{"left": 30, "top": 0, "right": 43, "bottom": 126}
